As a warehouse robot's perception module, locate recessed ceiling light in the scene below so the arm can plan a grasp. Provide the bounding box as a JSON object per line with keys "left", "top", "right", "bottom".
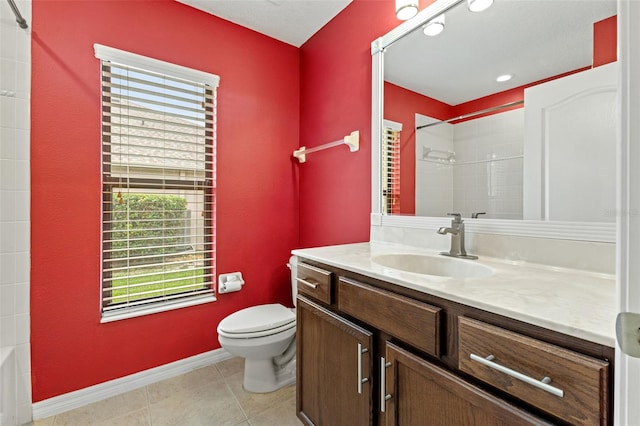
{"left": 496, "top": 74, "right": 513, "bottom": 82}
{"left": 423, "top": 14, "right": 445, "bottom": 37}
{"left": 467, "top": 0, "right": 494, "bottom": 12}
{"left": 396, "top": 0, "right": 418, "bottom": 20}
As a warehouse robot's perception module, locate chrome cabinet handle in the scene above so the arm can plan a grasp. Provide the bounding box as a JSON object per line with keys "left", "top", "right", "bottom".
{"left": 357, "top": 343, "right": 369, "bottom": 394}
{"left": 296, "top": 277, "right": 318, "bottom": 289}
{"left": 380, "top": 357, "right": 392, "bottom": 412}
{"left": 470, "top": 353, "right": 564, "bottom": 398}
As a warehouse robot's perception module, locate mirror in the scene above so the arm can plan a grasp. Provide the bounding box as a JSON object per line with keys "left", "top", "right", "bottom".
{"left": 378, "top": 0, "right": 617, "bottom": 224}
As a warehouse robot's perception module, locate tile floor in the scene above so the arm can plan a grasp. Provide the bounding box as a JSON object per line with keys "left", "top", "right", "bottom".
{"left": 31, "top": 357, "right": 302, "bottom": 426}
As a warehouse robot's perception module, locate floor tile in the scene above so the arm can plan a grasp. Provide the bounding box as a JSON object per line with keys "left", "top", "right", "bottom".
{"left": 226, "top": 370, "right": 296, "bottom": 419}
{"left": 92, "top": 407, "right": 150, "bottom": 426}
{"left": 147, "top": 364, "right": 225, "bottom": 404}
{"left": 149, "top": 381, "right": 245, "bottom": 426}
{"left": 54, "top": 387, "right": 147, "bottom": 425}
{"left": 215, "top": 357, "right": 244, "bottom": 379}
{"left": 30, "top": 357, "right": 302, "bottom": 426}
{"left": 247, "top": 393, "right": 301, "bottom": 426}
{"left": 30, "top": 417, "right": 55, "bottom": 426}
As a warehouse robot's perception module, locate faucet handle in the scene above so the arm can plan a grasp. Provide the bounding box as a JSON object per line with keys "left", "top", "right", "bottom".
{"left": 447, "top": 213, "right": 462, "bottom": 222}
{"left": 471, "top": 212, "right": 486, "bottom": 219}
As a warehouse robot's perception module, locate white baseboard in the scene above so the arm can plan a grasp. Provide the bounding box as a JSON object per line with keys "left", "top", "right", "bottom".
{"left": 32, "top": 348, "right": 232, "bottom": 420}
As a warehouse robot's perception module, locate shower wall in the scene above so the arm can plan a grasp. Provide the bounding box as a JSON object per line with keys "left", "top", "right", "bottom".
{"left": 0, "top": 1, "right": 32, "bottom": 424}
{"left": 415, "top": 109, "right": 524, "bottom": 219}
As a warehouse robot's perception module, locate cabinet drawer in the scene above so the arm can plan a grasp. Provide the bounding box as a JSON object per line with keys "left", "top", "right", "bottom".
{"left": 458, "top": 317, "right": 609, "bottom": 425}
{"left": 296, "top": 262, "right": 333, "bottom": 304}
{"left": 384, "top": 341, "right": 552, "bottom": 426}
{"left": 338, "top": 277, "right": 441, "bottom": 357}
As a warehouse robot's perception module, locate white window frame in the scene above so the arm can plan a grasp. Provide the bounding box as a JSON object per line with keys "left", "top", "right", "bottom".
{"left": 95, "top": 44, "right": 219, "bottom": 322}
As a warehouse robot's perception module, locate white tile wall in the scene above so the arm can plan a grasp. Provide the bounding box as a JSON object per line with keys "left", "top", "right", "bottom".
{"left": 451, "top": 109, "right": 524, "bottom": 219}
{"left": 415, "top": 115, "right": 454, "bottom": 217}
{"left": 415, "top": 109, "right": 524, "bottom": 219}
{"left": 0, "top": 0, "right": 32, "bottom": 425}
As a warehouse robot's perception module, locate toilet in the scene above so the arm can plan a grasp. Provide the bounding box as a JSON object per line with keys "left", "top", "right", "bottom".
{"left": 217, "top": 256, "right": 298, "bottom": 393}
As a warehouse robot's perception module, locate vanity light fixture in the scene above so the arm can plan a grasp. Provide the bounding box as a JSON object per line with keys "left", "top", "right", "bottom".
{"left": 496, "top": 74, "right": 513, "bottom": 82}
{"left": 396, "top": 0, "right": 418, "bottom": 20}
{"left": 423, "top": 14, "right": 445, "bottom": 36}
{"left": 467, "top": 0, "right": 493, "bottom": 12}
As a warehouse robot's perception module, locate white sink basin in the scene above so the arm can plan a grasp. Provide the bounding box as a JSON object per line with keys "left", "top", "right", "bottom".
{"left": 372, "top": 254, "right": 494, "bottom": 278}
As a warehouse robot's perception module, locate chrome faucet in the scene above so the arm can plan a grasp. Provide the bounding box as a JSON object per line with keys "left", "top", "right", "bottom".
{"left": 437, "top": 213, "right": 478, "bottom": 259}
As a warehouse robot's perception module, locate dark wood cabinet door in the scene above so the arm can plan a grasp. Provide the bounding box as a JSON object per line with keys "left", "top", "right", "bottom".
{"left": 383, "top": 342, "right": 552, "bottom": 426}
{"left": 297, "top": 296, "right": 374, "bottom": 426}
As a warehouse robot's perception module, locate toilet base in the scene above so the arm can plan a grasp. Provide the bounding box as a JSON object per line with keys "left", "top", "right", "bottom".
{"left": 243, "top": 357, "right": 296, "bottom": 393}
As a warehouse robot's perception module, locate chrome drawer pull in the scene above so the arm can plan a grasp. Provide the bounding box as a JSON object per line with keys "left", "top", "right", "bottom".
{"left": 470, "top": 353, "right": 564, "bottom": 398}
{"left": 296, "top": 277, "right": 318, "bottom": 289}
{"left": 380, "top": 357, "right": 392, "bottom": 412}
{"left": 357, "top": 343, "right": 369, "bottom": 394}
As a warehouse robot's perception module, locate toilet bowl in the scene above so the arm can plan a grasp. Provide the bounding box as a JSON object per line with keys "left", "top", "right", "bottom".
{"left": 216, "top": 256, "right": 298, "bottom": 393}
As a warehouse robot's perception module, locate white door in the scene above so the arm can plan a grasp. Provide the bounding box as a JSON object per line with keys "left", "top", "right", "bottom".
{"left": 523, "top": 63, "right": 617, "bottom": 222}
{"left": 615, "top": 1, "right": 640, "bottom": 424}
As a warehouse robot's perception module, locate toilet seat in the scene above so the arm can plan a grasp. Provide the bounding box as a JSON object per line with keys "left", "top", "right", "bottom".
{"left": 217, "top": 304, "right": 296, "bottom": 339}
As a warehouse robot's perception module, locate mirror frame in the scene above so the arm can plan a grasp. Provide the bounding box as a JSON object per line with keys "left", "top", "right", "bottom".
{"left": 370, "top": 0, "right": 616, "bottom": 243}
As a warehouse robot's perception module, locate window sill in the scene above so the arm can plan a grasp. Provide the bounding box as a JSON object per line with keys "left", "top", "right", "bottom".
{"left": 100, "top": 294, "right": 216, "bottom": 323}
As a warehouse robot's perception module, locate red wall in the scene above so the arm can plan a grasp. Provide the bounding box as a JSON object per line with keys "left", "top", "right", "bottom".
{"left": 298, "top": 0, "right": 433, "bottom": 247}
{"left": 594, "top": 15, "right": 617, "bottom": 67}
{"left": 30, "top": 0, "right": 299, "bottom": 401}
{"left": 383, "top": 83, "right": 451, "bottom": 215}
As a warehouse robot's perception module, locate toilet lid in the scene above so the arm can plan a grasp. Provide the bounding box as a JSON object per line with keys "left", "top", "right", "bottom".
{"left": 218, "top": 304, "right": 295, "bottom": 334}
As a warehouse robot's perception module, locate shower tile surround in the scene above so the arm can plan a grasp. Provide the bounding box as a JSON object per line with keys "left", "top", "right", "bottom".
{"left": 416, "top": 109, "right": 524, "bottom": 219}
{"left": 0, "top": 0, "right": 32, "bottom": 425}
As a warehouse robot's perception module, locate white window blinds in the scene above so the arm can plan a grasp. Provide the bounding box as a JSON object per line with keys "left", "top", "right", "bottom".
{"left": 95, "top": 45, "right": 219, "bottom": 319}
{"left": 383, "top": 120, "right": 402, "bottom": 215}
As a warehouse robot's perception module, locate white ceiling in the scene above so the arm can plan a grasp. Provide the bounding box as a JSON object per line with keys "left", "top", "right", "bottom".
{"left": 176, "top": 0, "right": 353, "bottom": 47}
{"left": 175, "top": 0, "right": 617, "bottom": 105}
{"left": 384, "top": 0, "right": 617, "bottom": 105}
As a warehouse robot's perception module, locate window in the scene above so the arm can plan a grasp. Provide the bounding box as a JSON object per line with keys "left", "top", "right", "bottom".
{"left": 382, "top": 120, "right": 402, "bottom": 214}
{"left": 95, "top": 45, "right": 219, "bottom": 320}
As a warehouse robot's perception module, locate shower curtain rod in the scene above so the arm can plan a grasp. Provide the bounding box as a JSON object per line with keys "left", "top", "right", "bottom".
{"left": 7, "top": 0, "right": 28, "bottom": 29}
{"left": 416, "top": 100, "right": 524, "bottom": 130}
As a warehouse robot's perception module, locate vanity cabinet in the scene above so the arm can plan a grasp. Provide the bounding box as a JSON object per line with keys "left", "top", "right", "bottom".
{"left": 337, "top": 277, "right": 441, "bottom": 357}
{"left": 297, "top": 296, "right": 373, "bottom": 426}
{"left": 383, "top": 341, "right": 550, "bottom": 425}
{"left": 457, "top": 317, "right": 610, "bottom": 425}
{"left": 295, "top": 260, "right": 613, "bottom": 426}
{"left": 296, "top": 262, "right": 333, "bottom": 304}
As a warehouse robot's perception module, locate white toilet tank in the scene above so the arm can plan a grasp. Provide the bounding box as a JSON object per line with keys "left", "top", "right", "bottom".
{"left": 288, "top": 255, "right": 298, "bottom": 307}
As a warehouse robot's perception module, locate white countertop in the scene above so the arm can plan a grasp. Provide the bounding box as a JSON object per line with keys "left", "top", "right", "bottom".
{"left": 292, "top": 242, "right": 616, "bottom": 347}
